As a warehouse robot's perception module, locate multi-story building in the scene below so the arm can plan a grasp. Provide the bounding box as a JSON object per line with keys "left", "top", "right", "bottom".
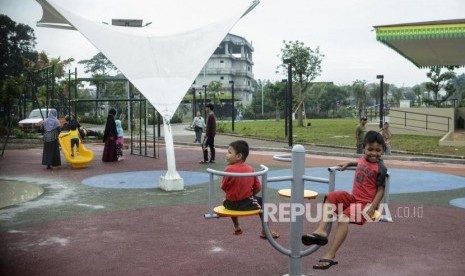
{"left": 194, "top": 33, "right": 255, "bottom": 107}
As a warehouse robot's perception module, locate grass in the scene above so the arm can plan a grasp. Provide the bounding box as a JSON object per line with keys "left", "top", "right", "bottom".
{"left": 217, "top": 118, "right": 465, "bottom": 157}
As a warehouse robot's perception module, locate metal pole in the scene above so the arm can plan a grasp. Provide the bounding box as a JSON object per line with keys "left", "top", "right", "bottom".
{"left": 284, "top": 59, "right": 293, "bottom": 147}
{"left": 51, "top": 64, "right": 55, "bottom": 113}
{"left": 127, "top": 81, "right": 131, "bottom": 135}
{"left": 282, "top": 79, "right": 288, "bottom": 137}
{"left": 377, "top": 75, "right": 384, "bottom": 129}
{"left": 229, "top": 81, "right": 235, "bottom": 132}
{"left": 289, "top": 145, "right": 306, "bottom": 276}
{"left": 192, "top": 87, "right": 196, "bottom": 118}
{"left": 74, "top": 67, "right": 77, "bottom": 116}
{"left": 203, "top": 85, "right": 207, "bottom": 122}
{"left": 68, "top": 69, "right": 71, "bottom": 118}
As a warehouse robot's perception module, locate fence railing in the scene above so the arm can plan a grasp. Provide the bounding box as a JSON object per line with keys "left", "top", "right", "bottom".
{"left": 389, "top": 109, "right": 452, "bottom": 133}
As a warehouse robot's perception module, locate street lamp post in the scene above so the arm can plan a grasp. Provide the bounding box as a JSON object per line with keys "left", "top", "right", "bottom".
{"left": 284, "top": 58, "right": 293, "bottom": 147}
{"left": 229, "top": 81, "right": 235, "bottom": 132}
{"left": 261, "top": 84, "right": 264, "bottom": 116}
{"left": 282, "top": 79, "right": 288, "bottom": 137}
{"left": 192, "top": 87, "right": 196, "bottom": 118}
{"left": 377, "top": 75, "right": 384, "bottom": 129}
{"left": 202, "top": 85, "right": 207, "bottom": 121}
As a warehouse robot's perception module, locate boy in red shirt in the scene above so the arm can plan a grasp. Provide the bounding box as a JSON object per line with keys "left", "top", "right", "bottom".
{"left": 221, "top": 140, "right": 279, "bottom": 239}
{"left": 302, "top": 130, "right": 387, "bottom": 270}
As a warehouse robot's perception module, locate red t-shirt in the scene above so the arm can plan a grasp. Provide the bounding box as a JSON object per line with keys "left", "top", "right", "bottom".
{"left": 221, "top": 162, "right": 261, "bottom": 202}
{"left": 351, "top": 157, "right": 387, "bottom": 203}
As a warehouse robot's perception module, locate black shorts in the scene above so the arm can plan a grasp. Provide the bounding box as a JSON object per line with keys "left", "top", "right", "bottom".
{"left": 71, "top": 138, "right": 80, "bottom": 148}
{"left": 223, "top": 196, "right": 262, "bottom": 211}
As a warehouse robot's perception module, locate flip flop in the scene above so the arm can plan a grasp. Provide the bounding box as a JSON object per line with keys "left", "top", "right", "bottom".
{"left": 301, "top": 233, "right": 328, "bottom": 246}
{"left": 233, "top": 229, "right": 243, "bottom": 235}
{"left": 260, "top": 231, "right": 280, "bottom": 240}
{"left": 313, "top": 259, "right": 338, "bottom": 270}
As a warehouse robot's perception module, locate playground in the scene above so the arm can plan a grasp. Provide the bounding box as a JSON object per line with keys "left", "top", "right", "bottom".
{"left": 1, "top": 134, "right": 465, "bottom": 275}
{"left": 1, "top": 1, "right": 465, "bottom": 275}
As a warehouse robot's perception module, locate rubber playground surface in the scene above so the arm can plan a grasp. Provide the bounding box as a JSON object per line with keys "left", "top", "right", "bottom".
{"left": 1, "top": 140, "right": 465, "bottom": 276}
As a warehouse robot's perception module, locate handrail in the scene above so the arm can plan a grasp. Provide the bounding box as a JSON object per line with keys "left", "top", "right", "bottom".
{"left": 328, "top": 166, "right": 392, "bottom": 223}
{"left": 389, "top": 109, "right": 452, "bottom": 132}
{"left": 273, "top": 154, "right": 292, "bottom": 162}
{"left": 204, "top": 165, "right": 269, "bottom": 219}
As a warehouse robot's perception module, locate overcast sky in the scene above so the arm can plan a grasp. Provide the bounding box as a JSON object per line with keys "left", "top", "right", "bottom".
{"left": 2, "top": 0, "right": 465, "bottom": 87}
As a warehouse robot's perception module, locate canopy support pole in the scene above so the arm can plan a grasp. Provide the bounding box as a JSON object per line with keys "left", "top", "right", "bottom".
{"left": 159, "top": 119, "right": 184, "bottom": 191}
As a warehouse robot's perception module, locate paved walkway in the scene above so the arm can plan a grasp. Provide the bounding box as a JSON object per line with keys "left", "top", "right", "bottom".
{"left": 1, "top": 125, "right": 465, "bottom": 275}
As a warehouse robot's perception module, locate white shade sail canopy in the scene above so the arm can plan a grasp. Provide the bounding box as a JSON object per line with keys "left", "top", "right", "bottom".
{"left": 36, "top": 0, "right": 258, "bottom": 120}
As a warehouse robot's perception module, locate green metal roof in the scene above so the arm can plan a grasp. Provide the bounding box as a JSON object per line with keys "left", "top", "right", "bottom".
{"left": 374, "top": 19, "right": 465, "bottom": 68}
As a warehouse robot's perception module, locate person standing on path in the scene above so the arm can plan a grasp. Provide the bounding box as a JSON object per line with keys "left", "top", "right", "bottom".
{"left": 379, "top": 122, "right": 392, "bottom": 155}
{"left": 200, "top": 104, "right": 216, "bottom": 163}
{"left": 191, "top": 111, "right": 206, "bottom": 143}
{"left": 355, "top": 117, "right": 367, "bottom": 154}
{"left": 41, "top": 109, "right": 61, "bottom": 169}
{"left": 115, "top": 119, "right": 125, "bottom": 161}
{"left": 102, "top": 108, "right": 118, "bottom": 162}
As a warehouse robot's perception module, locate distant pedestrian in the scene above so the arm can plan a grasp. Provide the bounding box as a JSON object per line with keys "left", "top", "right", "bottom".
{"left": 355, "top": 117, "right": 367, "bottom": 154}
{"left": 380, "top": 122, "right": 392, "bottom": 155}
{"left": 102, "top": 108, "right": 118, "bottom": 162}
{"left": 200, "top": 104, "right": 216, "bottom": 163}
{"left": 191, "top": 111, "right": 205, "bottom": 143}
{"left": 41, "top": 109, "right": 61, "bottom": 169}
{"left": 115, "top": 119, "right": 124, "bottom": 161}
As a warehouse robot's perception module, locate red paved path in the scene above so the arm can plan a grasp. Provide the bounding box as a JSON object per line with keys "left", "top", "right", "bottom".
{"left": 1, "top": 143, "right": 465, "bottom": 275}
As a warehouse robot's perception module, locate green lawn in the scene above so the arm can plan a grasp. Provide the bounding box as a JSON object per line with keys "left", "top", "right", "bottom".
{"left": 217, "top": 119, "right": 465, "bottom": 157}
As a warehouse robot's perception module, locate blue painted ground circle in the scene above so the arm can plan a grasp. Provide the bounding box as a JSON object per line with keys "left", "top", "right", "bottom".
{"left": 267, "top": 167, "right": 465, "bottom": 194}
{"left": 82, "top": 168, "right": 465, "bottom": 209}
{"left": 450, "top": 198, "right": 465, "bottom": 209}
{"left": 82, "top": 171, "right": 215, "bottom": 189}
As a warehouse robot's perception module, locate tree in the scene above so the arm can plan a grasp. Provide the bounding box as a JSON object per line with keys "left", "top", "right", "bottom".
{"left": 318, "top": 84, "right": 348, "bottom": 117}
{"left": 78, "top": 52, "right": 117, "bottom": 77}
{"left": 450, "top": 73, "right": 465, "bottom": 107}
{"left": 78, "top": 53, "right": 118, "bottom": 116}
{"left": 352, "top": 80, "right": 368, "bottom": 116}
{"left": 266, "top": 81, "right": 286, "bottom": 120}
{"left": 391, "top": 87, "right": 404, "bottom": 106}
{"left": 307, "top": 82, "right": 329, "bottom": 115}
{"left": 277, "top": 40, "right": 324, "bottom": 127}
{"left": 412, "top": 85, "right": 423, "bottom": 106}
{"left": 0, "top": 14, "right": 37, "bottom": 121}
{"left": 424, "top": 66, "right": 456, "bottom": 106}
{"left": 207, "top": 81, "right": 222, "bottom": 105}
{"left": 24, "top": 51, "right": 75, "bottom": 113}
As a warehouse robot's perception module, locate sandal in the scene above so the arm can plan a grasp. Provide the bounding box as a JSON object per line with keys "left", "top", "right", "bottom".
{"left": 313, "top": 259, "right": 338, "bottom": 270}
{"left": 233, "top": 229, "right": 243, "bottom": 235}
{"left": 302, "top": 233, "right": 328, "bottom": 246}
{"left": 260, "top": 231, "right": 280, "bottom": 240}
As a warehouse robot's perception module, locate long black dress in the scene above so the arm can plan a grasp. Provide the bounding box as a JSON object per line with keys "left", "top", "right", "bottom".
{"left": 102, "top": 113, "right": 118, "bottom": 162}
{"left": 42, "top": 126, "right": 61, "bottom": 167}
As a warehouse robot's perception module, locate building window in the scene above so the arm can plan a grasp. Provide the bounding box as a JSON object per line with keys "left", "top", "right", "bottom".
{"left": 220, "top": 76, "right": 224, "bottom": 80}
{"left": 220, "top": 60, "right": 224, "bottom": 63}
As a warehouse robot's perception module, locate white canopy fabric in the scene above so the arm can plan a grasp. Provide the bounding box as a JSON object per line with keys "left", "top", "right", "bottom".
{"left": 36, "top": 0, "right": 258, "bottom": 120}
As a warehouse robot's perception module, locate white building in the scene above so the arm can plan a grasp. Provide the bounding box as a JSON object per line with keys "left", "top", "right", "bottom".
{"left": 194, "top": 33, "right": 255, "bottom": 107}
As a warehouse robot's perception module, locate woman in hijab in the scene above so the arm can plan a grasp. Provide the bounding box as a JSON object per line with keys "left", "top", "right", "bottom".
{"left": 102, "top": 108, "right": 118, "bottom": 162}
{"left": 41, "top": 109, "right": 62, "bottom": 169}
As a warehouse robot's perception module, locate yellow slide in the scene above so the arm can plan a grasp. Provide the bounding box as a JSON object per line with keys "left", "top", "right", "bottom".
{"left": 58, "top": 132, "right": 94, "bottom": 169}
